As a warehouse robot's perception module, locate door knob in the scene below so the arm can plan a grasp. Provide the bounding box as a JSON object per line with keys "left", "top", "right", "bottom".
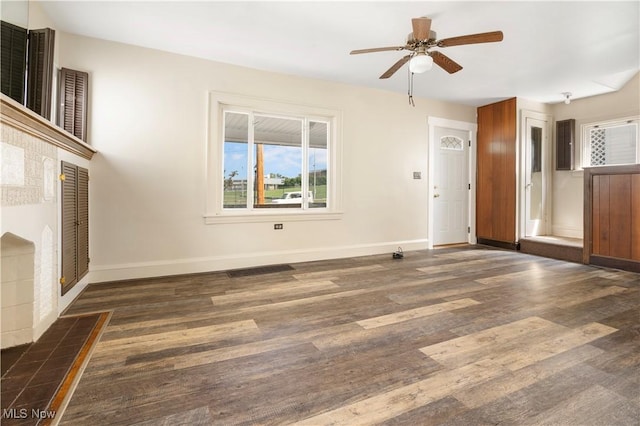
{"left": 434, "top": 193, "right": 440, "bottom": 198}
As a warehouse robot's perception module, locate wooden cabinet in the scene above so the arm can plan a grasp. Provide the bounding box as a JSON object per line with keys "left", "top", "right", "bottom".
{"left": 476, "top": 98, "right": 517, "bottom": 247}
{"left": 556, "top": 119, "right": 575, "bottom": 170}
{"left": 584, "top": 165, "right": 640, "bottom": 272}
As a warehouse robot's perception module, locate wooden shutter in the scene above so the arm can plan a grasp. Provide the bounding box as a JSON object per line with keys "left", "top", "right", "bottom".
{"left": 26, "top": 28, "right": 55, "bottom": 119}
{"left": 60, "top": 161, "right": 90, "bottom": 295}
{"left": 77, "top": 167, "right": 90, "bottom": 280}
{"left": 0, "top": 21, "right": 28, "bottom": 104}
{"left": 58, "top": 68, "right": 89, "bottom": 141}
{"left": 61, "top": 162, "right": 78, "bottom": 294}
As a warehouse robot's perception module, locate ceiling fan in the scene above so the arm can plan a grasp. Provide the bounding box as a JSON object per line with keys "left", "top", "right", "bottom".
{"left": 350, "top": 17, "right": 504, "bottom": 79}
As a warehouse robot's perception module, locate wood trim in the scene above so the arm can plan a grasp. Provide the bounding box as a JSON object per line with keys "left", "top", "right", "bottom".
{"left": 0, "top": 93, "right": 96, "bottom": 160}
{"left": 44, "top": 311, "right": 111, "bottom": 425}
{"left": 477, "top": 238, "right": 519, "bottom": 251}
{"left": 589, "top": 254, "right": 640, "bottom": 273}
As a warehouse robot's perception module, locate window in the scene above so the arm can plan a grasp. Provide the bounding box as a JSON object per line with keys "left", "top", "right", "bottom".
{"left": 582, "top": 118, "right": 639, "bottom": 167}
{"left": 207, "top": 92, "right": 341, "bottom": 222}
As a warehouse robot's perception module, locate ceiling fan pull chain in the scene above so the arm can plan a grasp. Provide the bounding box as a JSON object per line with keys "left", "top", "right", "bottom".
{"left": 408, "top": 69, "right": 415, "bottom": 107}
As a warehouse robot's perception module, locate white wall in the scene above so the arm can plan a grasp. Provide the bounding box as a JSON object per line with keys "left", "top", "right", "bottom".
{"left": 551, "top": 73, "right": 640, "bottom": 238}
{"left": 56, "top": 32, "right": 476, "bottom": 282}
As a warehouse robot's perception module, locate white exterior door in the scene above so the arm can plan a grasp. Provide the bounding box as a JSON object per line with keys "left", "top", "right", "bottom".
{"left": 433, "top": 126, "right": 469, "bottom": 245}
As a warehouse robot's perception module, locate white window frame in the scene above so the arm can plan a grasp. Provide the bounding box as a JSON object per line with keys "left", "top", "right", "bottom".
{"left": 205, "top": 92, "right": 343, "bottom": 224}
{"left": 581, "top": 116, "right": 639, "bottom": 169}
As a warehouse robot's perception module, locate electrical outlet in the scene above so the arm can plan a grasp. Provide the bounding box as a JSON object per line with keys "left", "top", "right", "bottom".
{"left": 274, "top": 224, "right": 283, "bottom": 230}
{"left": 413, "top": 171, "right": 422, "bottom": 179}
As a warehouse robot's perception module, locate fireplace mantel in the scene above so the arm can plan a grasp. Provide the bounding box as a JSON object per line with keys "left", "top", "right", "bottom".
{"left": 0, "top": 94, "right": 96, "bottom": 160}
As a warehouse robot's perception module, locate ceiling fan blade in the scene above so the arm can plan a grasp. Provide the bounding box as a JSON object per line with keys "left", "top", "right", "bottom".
{"left": 438, "top": 31, "right": 504, "bottom": 47}
{"left": 380, "top": 55, "right": 412, "bottom": 79}
{"left": 431, "top": 51, "right": 463, "bottom": 74}
{"left": 350, "top": 46, "right": 405, "bottom": 55}
{"left": 411, "top": 17, "right": 432, "bottom": 40}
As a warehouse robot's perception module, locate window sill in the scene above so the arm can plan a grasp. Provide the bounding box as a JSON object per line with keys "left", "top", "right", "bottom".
{"left": 204, "top": 211, "right": 343, "bottom": 225}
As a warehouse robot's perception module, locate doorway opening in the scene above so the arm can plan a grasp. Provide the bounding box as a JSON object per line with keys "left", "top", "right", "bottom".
{"left": 520, "top": 111, "right": 552, "bottom": 239}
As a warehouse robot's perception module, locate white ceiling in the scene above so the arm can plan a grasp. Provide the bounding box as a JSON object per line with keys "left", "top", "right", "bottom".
{"left": 37, "top": 1, "right": 640, "bottom": 107}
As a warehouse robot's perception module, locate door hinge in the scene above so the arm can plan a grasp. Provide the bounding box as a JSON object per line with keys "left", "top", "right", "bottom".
{"left": 59, "top": 173, "right": 65, "bottom": 181}
{"left": 468, "top": 140, "right": 471, "bottom": 147}
{"left": 468, "top": 183, "right": 471, "bottom": 190}
{"left": 59, "top": 276, "right": 66, "bottom": 285}
{"left": 468, "top": 226, "right": 471, "bottom": 233}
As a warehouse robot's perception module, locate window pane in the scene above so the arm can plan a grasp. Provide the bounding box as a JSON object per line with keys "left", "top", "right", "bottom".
{"left": 223, "top": 112, "right": 249, "bottom": 208}
{"left": 253, "top": 115, "right": 303, "bottom": 208}
{"left": 589, "top": 123, "right": 637, "bottom": 166}
{"left": 309, "top": 121, "right": 328, "bottom": 208}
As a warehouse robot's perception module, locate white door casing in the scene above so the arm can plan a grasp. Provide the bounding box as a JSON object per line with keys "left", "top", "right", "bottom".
{"left": 520, "top": 111, "right": 552, "bottom": 238}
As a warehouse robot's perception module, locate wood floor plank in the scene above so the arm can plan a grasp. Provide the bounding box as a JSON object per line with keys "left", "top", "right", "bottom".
{"left": 521, "top": 384, "right": 640, "bottom": 426}
{"left": 131, "top": 406, "right": 213, "bottom": 426}
{"left": 211, "top": 279, "right": 338, "bottom": 305}
{"left": 295, "top": 358, "right": 508, "bottom": 425}
{"left": 356, "top": 298, "right": 480, "bottom": 329}
{"left": 387, "top": 281, "right": 501, "bottom": 305}
{"left": 452, "top": 344, "right": 604, "bottom": 409}
{"left": 498, "top": 322, "right": 617, "bottom": 371}
{"left": 420, "top": 316, "right": 558, "bottom": 363}
{"left": 292, "top": 264, "right": 386, "bottom": 280}
{"left": 93, "top": 319, "right": 259, "bottom": 357}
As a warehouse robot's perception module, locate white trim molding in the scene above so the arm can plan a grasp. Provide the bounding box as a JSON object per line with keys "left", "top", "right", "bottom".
{"left": 88, "top": 239, "right": 430, "bottom": 283}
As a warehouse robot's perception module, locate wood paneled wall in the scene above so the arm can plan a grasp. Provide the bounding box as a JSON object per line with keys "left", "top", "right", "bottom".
{"left": 584, "top": 164, "right": 640, "bottom": 272}
{"left": 476, "top": 98, "right": 517, "bottom": 245}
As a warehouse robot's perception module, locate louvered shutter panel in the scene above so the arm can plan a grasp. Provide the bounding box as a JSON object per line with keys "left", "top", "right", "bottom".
{"left": 58, "top": 68, "right": 89, "bottom": 141}
{"left": 61, "top": 162, "right": 78, "bottom": 294}
{"left": 77, "top": 167, "right": 90, "bottom": 281}
{"left": 0, "top": 21, "right": 28, "bottom": 104}
{"left": 26, "top": 28, "right": 55, "bottom": 119}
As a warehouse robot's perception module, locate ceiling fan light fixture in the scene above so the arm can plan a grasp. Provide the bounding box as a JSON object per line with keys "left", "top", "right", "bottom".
{"left": 409, "top": 54, "right": 433, "bottom": 73}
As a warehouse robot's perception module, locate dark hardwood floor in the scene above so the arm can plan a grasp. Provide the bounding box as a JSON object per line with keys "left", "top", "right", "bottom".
{"left": 57, "top": 246, "right": 639, "bottom": 425}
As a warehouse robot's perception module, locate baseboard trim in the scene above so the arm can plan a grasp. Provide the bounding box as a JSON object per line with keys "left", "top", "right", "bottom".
{"left": 87, "top": 239, "right": 430, "bottom": 283}
{"left": 589, "top": 255, "right": 640, "bottom": 273}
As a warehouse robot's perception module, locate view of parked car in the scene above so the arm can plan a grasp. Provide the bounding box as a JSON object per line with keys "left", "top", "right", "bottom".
{"left": 271, "top": 191, "right": 314, "bottom": 204}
